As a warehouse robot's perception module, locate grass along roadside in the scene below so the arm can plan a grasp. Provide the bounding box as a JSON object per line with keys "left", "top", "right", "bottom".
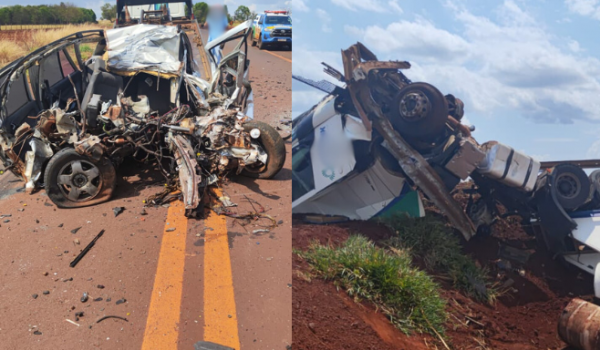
{"left": 0, "top": 22, "right": 112, "bottom": 69}
{"left": 380, "top": 214, "right": 501, "bottom": 304}
{"left": 296, "top": 235, "right": 447, "bottom": 337}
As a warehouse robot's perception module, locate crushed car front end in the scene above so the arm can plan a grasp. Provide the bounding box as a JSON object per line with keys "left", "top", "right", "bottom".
{"left": 0, "top": 22, "right": 285, "bottom": 216}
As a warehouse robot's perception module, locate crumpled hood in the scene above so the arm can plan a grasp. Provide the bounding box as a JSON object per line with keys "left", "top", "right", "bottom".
{"left": 106, "top": 24, "right": 182, "bottom": 74}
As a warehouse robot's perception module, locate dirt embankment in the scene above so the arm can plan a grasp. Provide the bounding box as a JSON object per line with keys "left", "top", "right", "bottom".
{"left": 292, "top": 191, "right": 594, "bottom": 350}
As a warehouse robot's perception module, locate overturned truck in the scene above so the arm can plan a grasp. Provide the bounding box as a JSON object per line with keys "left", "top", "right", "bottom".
{"left": 0, "top": 21, "right": 285, "bottom": 216}
{"left": 292, "top": 42, "right": 600, "bottom": 296}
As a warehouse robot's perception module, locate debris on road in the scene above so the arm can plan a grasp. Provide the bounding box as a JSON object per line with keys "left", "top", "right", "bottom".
{"left": 69, "top": 229, "right": 105, "bottom": 268}
{"left": 0, "top": 21, "right": 285, "bottom": 216}
{"left": 70, "top": 227, "right": 81, "bottom": 234}
{"left": 112, "top": 207, "right": 125, "bottom": 217}
{"left": 80, "top": 292, "right": 88, "bottom": 303}
{"left": 115, "top": 298, "right": 126, "bottom": 305}
{"left": 95, "top": 315, "right": 128, "bottom": 324}
{"left": 65, "top": 319, "right": 80, "bottom": 327}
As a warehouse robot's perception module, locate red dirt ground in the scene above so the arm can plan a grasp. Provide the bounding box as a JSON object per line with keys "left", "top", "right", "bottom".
{"left": 292, "top": 186, "right": 594, "bottom": 349}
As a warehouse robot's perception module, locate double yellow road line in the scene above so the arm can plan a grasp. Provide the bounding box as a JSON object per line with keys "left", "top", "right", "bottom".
{"left": 141, "top": 189, "right": 240, "bottom": 349}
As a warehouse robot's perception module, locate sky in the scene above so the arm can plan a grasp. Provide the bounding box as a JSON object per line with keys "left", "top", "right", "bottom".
{"left": 0, "top": 0, "right": 290, "bottom": 20}
{"left": 291, "top": 0, "right": 600, "bottom": 162}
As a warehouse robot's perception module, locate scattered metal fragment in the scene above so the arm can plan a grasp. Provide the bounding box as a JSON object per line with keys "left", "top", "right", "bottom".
{"left": 58, "top": 223, "right": 63, "bottom": 228}
{"left": 218, "top": 196, "right": 237, "bottom": 208}
{"left": 95, "top": 315, "right": 128, "bottom": 324}
{"left": 252, "top": 229, "right": 270, "bottom": 234}
{"left": 97, "top": 284, "right": 105, "bottom": 289}
{"left": 42, "top": 291, "right": 49, "bottom": 295}
{"left": 115, "top": 298, "right": 127, "bottom": 305}
{"left": 69, "top": 229, "right": 105, "bottom": 268}
{"left": 73, "top": 239, "right": 80, "bottom": 245}
{"left": 33, "top": 331, "right": 42, "bottom": 335}
{"left": 31, "top": 294, "right": 38, "bottom": 299}
{"left": 65, "top": 319, "right": 80, "bottom": 327}
{"left": 0, "top": 214, "right": 11, "bottom": 218}
{"left": 93, "top": 297, "right": 103, "bottom": 302}
{"left": 70, "top": 227, "right": 81, "bottom": 234}
{"left": 113, "top": 207, "right": 125, "bottom": 217}
{"left": 81, "top": 293, "right": 88, "bottom": 303}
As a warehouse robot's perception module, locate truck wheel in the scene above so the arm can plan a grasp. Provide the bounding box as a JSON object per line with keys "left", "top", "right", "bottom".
{"left": 252, "top": 38, "right": 257, "bottom": 47}
{"left": 242, "top": 121, "right": 286, "bottom": 179}
{"left": 389, "top": 82, "right": 448, "bottom": 140}
{"left": 44, "top": 148, "right": 116, "bottom": 208}
{"left": 258, "top": 36, "right": 266, "bottom": 50}
{"left": 551, "top": 163, "right": 592, "bottom": 211}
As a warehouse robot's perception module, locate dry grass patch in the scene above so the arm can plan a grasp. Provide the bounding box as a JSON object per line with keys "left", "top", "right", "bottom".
{"left": 0, "top": 22, "right": 113, "bottom": 68}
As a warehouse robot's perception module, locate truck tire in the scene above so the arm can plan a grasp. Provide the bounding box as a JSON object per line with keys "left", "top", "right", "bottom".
{"left": 551, "top": 163, "right": 592, "bottom": 211}
{"left": 44, "top": 148, "right": 116, "bottom": 208}
{"left": 389, "top": 82, "right": 448, "bottom": 140}
{"left": 258, "top": 36, "right": 266, "bottom": 50}
{"left": 242, "top": 121, "right": 286, "bottom": 179}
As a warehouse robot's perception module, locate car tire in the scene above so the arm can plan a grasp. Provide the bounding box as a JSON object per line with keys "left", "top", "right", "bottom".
{"left": 242, "top": 121, "right": 286, "bottom": 179}
{"left": 251, "top": 38, "right": 257, "bottom": 47}
{"left": 551, "top": 163, "right": 592, "bottom": 211}
{"left": 44, "top": 148, "right": 116, "bottom": 208}
{"left": 389, "top": 82, "right": 448, "bottom": 140}
{"left": 258, "top": 36, "right": 266, "bottom": 50}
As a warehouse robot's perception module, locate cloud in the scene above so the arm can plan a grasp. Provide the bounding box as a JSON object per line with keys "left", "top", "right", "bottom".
{"left": 315, "top": 8, "right": 332, "bottom": 33}
{"left": 388, "top": 0, "right": 403, "bottom": 14}
{"left": 344, "top": 18, "right": 470, "bottom": 62}
{"left": 341, "top": 0, "right": 600, "bottom": 124}
{"left": 291, "top": 46, "right": 340, "bottom": 81}
{"left": 293, "top": 0, "right": 310, "bottom": 12}
{"left": 565, "top": 0, "right": 600, "bottom": 19}
{"left": 331, "top": 0, "right": 386, "bottom": 13}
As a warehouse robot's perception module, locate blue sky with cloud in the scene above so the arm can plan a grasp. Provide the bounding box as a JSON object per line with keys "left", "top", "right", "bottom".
{"left": 292, "top": 0, "right": 600, "bottom": 161}
{"left": 0, "top": 0, "right": 291, "bottom": 22}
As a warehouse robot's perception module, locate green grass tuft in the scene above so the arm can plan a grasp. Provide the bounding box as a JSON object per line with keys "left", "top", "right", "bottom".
{"left": 380, "top": 214, "right": 499, "bottom": 304}
{"left": 298, "top": 235, "right": 447, "bottom": 336}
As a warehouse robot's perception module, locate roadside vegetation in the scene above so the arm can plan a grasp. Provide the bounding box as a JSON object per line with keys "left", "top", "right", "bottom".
{"left": 297, "top": 235, "right": 447, "bottom": 337}
{"left": 380, "top": 214, "right": 501, "bottom": 304}
{"left": 0, "top": 4, "right": 96, "bottom": 25}
{"left": 0, "top": 22, "right": 112, "bottom": 68}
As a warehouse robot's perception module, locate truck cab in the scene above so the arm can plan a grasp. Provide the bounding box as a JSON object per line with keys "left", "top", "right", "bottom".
{"left": 115, "top": 0, "right": 193, "bottom": 27}
{"left": 251, "top": 11, "right": 292, "bottom": 50}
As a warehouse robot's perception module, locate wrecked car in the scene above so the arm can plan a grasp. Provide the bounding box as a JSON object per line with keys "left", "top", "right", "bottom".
{"left": 292, "top": 42, "right": 600, "bottom": 295}
{"left": 0, "top": 20, "right": 285, "bottom": 216}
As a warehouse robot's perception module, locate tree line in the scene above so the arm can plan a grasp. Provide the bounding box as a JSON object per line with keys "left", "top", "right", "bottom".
{"left": 0, "top": 3, "right": 96, "bottom": 25}
{"left": 192, "top": 3, "right": 256, "bottom": 24}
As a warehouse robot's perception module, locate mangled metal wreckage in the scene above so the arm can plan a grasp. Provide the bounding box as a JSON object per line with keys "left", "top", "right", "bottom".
{"left": 0, "top": 21, "right": 285, "bottom": 216}
{"left": 293, "top": 42, "right": 600, "bottom": 296}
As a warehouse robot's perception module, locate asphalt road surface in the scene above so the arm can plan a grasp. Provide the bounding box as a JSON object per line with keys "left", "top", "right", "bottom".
{"left": 0, "top": 26, "right": 292, "bottom": 350}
